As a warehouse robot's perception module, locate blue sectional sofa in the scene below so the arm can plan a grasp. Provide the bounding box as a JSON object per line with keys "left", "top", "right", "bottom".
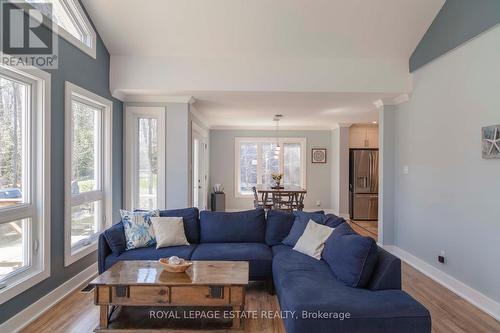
{"left": 98, "top": 207, "right": 431, "bottom": 333}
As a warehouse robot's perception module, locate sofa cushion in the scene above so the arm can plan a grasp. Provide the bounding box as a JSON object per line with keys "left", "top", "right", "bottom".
{"left": 103, "top": 222, "right": 126, "bottom": 255}
{"left": 265, "top": 209, "right": 295, "bottom": 246}
{"left": 159, "top": 207, "right": 200, "bottom": 244}
{"left": 273, "top": 250, "right": 431, "bottom": 333}
{"left": 322, "top": 222, "right": 378, "bottom": 288}
{"left": 199, "top": 209, "right": 266, "bottom": 243}
{"left": 104, "top": 245, "right": 197, "bottom": 271}
{"left": 368, "top": 248, "right": 402, "bottom": 291}
{"left": 191, "top": 243, "right": 272, "bottom": 279}
{"left": 282, "top": 211, "right": 325, "bottom": 246}
{"left": 271, "top": 244, "right": 293, "bottom": 257}
{"left": 324, "top": 213, "right": 346, "bottom": 228}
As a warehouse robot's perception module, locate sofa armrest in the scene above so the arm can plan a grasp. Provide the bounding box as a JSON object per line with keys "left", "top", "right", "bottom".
{"left": 368, "top": 247, "right": 402, "bottom": 290}
{"left": 98, "top": 233, "right": 111, "bottom": 274}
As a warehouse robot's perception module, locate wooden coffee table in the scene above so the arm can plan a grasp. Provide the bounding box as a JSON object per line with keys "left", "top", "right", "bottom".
{"left": 90, "top": 260, "right": 249, "bottom": 332}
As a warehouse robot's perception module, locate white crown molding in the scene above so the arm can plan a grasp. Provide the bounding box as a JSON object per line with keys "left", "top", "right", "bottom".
{"left": 391, "top": 94, "right": 410, "bottom": 105}
{"left": 189, "top": 106, "right": 211, "bottom": 129}
{"left": 373, "top": 99, "right": 384, "bottom": 109}
{"left": 0, "top": 263, "right": 98, "bottom": 333}
{"left": 111, "top": 90, "right": 126, "bottom": 101}
{"left": 383, "top": 245, "right": 500, "bottom": 322}
{"left": 115, "top": 93, "right": 196, "bottom": 104}
{"left": 373, "top": 94, "right": 411, "bottom": 109}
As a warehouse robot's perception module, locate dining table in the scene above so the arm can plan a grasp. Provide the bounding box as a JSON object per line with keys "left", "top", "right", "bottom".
{"left": 255, "top": 184, "right": 307, "bottom": 210}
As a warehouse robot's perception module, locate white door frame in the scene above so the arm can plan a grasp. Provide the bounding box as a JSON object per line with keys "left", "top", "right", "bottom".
{"left": 191, "top": 122, "right": 209, "bottom": 210}
{"left": 123, "top": 106, "right": 166, "bottom": 210}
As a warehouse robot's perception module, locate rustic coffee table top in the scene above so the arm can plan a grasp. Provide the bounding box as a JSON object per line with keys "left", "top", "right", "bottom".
{"left": 90, "top": 260, "right": 249, "bottom": 286}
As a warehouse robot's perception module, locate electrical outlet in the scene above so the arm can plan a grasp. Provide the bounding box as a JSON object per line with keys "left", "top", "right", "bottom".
{"left": 438, "top": 250, "right": 446, "bottom": 264}
{"left": 403, "top": 166, "right": 409, "bottom": 174}
{"left": 316, "top": 200, "right": 321, "bottom": 207}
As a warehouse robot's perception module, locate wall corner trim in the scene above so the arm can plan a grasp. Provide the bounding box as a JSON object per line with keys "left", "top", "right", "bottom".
{"left": 383, "top": 245, "right": 500, "bottom": 322}
{"left": 374, "top": 94, "right": 411, "bottom": 109}
{"left": 0, "top": 263, "right": 98, "bottom": 333}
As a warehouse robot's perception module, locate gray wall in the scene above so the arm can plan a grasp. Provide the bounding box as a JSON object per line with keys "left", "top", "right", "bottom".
{"left": 378, "top": 105, "right": 396, "bottom": 245}
{"left": 338, "top": 127, "right": 350, "bottom": 216}
{"left": 394, "top": 24, "right": 500, "bottom": 302}
{"left": 210, "top": 130, "right": 332, "bottom": 210}
{"left": 165, "top": 103, "right": 190, "bottom": 209}
{"left": 0, "top": 4, "right": 123, "bottom": 324}
{"left": 410, "top": 0, "right": 500, "bottom": 72}
{"left": 330, "top": 129, "right": 340, "bottom": 213}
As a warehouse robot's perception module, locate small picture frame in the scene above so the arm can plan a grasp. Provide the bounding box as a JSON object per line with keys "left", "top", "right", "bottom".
{"left": 311, "top": 148, "right": 327, "bottom": 163}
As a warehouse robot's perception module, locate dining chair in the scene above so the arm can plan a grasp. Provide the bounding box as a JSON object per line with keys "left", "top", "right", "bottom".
{"left": 292, "top": 192, "right": 306, "bottom": 211}
{"left": 271, "top": 191, "right": 294, "bottom": 212}
{"left": 252, "top": 186, "right": 273, "bottom": 209}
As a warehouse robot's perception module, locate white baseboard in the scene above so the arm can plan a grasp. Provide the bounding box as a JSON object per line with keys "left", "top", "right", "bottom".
{"left": 0, "top": 263, "right": 98, "bottom": 333}
{"left": 383, "top": 245, "right": 500, "bottom": 322}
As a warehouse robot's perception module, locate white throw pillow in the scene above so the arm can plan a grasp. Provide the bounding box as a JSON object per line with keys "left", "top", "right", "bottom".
{"left": 151, "top": 217, "right": 190, "bottom": 249}
{"left": 293, "top": 220, "right": 334, "bottom": 259}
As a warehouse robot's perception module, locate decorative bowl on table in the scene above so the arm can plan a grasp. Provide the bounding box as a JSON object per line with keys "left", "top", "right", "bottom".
{"left": 159, "top": 256, "right": 193, "bottom": 273}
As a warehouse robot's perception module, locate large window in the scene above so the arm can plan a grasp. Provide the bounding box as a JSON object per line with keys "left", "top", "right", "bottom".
{"left": 123, "top": 106, "right": 166, "bottom": 211}
{"left": 0, "top": 61, "right": 50, "bottom": 304}
{"left": 24, "top": 0, "right": 97, "bottom": 58}
{"left": 235, "top": 138, "right": 306, "bottom": 196}
{"left": 65, "top": 82, "right": 112, "bottom": 266}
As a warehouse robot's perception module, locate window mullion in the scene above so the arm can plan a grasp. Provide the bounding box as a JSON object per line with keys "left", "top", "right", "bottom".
{"left": 0, "top": 205, "right": 35, "bottom": 225}
{"left": 71, "top": 190, "right": 104, "bottom": 206}
{"left": 256, "top": 143, "right": 263, "bottom": 185}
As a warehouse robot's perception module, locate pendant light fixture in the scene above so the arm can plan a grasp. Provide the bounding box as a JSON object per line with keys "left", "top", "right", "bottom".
{"left": 273, "top": 114, "right": 283, "bottom": 159}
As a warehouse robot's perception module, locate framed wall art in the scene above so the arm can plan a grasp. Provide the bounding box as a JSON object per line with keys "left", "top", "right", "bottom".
{"left": 311, "top": 148, "right": 327, "bottom": 163}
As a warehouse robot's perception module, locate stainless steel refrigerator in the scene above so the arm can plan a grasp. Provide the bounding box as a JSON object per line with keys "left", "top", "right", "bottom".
{"left": 349, "top": 149, "right": 379, "bottom": 220}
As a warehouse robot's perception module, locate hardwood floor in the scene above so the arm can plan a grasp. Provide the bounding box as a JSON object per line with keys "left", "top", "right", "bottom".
{"left": 21, "top": 232, "right": 500, "bottom": 333}
{"left": 21, "top": 284, "right": 286, "bottom": 333}
{"left": 349, "top": 220, "right": 378, "bottom": 240}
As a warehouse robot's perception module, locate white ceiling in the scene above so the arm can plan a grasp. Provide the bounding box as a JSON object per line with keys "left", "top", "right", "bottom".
{"left": 82, "top": 0, "right": 444, "bottom": 128}
{"left": 189, "top": 91, "right": 398, "bottom": 129}
{"left": 83, "top": 0, "right": 442, "bottom": 59}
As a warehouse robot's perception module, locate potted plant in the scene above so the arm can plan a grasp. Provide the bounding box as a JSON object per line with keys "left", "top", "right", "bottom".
{"left": 271, "top": 173, "right": 284, "bottom": 189}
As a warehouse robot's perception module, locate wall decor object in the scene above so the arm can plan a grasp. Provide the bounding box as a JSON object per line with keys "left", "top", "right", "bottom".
{"left": 482, "top": 125, "right": 500, "bottom": 159}
{"left": 311, "top": 148, "right": 327, "bottom": 163}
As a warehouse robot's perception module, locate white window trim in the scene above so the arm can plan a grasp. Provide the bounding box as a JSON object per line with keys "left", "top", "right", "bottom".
{"left": 123, "top": 106, "right": 166, "bottom": 211}
{"left": 234, "top": 137, "right": 307, "bottom": 198}
{"left": 0, "top": 56, "right": 51, "bottom": 305}
{"left": 64, "top": 81, "right": 112, "bottom": 266}
{"left": 19, "top": 0, "right": 97, "bottom": 58}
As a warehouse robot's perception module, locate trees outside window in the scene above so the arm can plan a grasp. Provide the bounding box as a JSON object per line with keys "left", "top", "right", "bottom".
{"left": 235, "top": 138, "right": 306, "bottom": 196}
{"left": 64, "top": 82, "right": 112, "bottom": 266}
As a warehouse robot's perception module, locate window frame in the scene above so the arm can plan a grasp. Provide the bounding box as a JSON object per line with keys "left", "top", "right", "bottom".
{"left": 0, "top": 57, "right": 51, "bottom": 305}
{"left": 123, "top": 106, "right": 166, "bottom": 211}
{"left": 21, "top": 0, "right": 97, "bottom": 58}
{"left": 234, "top": 137, "right": 307, "bottom": 198}
{"left": 64, "top": 81, "right": 112, "bottom": 266}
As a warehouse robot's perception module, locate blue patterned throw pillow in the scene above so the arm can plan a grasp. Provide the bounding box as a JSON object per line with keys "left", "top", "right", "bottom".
{"left": 120, "top": 209, "right": 160, "bottom": 250}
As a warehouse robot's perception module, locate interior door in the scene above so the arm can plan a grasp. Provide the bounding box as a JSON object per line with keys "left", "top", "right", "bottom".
{"left": 192, "top": 131, "right": 208, "bottom": 210}
{"left": 124, "top": 106, "right": 166, "bottom": 210}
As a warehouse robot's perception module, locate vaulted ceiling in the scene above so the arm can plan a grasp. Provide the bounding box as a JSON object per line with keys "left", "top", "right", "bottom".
{"left": 83, "top": 0, "right": 444, "bottom": 128}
